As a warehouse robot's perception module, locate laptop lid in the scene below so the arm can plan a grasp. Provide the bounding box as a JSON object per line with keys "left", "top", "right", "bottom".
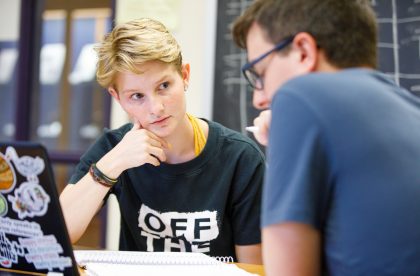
{"left": 0, "top": 142, "right": 79, "bottom": 275}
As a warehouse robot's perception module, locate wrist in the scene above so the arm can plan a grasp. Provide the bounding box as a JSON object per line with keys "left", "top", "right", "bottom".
{"left": 89, "top": 163, "right": 118, "bottom": 188}
{"left": 96, "top": 154, "right": 124, "bottom": 179}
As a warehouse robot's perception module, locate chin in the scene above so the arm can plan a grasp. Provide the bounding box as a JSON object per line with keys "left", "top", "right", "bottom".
{"left": 149, "top": 125, "right": 173, "bottom": 138}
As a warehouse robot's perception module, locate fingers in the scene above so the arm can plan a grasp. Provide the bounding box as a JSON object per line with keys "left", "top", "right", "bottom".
{"left": 131, "top": 118, "right": 142, "bottom": 130}
{"left": 129, "top": 124, "right": 168, "bottom": 165}
{"left": 146, "top": 154, "right": 161, "bottom": 167}
{"left": 130, "top": 118, "right": 169, "bottom": 149}
{"left": 253, "top": 110, "right": 271, "bottom": 146}
{"left": 124, "top": 119, "right": 171, "bottom": 166}
{"left": 148, "top": 145, "right": 166, "bottom": 163}
{"left": 146, "top": 131, "right": 170, "bottom": 149}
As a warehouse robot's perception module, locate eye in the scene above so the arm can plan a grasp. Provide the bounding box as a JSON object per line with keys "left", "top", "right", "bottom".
{"left": 130, "top": 93, "right": 144, "bottom": 100}
{"left": 159, "top": 81, "right": 170, "bottom": 90}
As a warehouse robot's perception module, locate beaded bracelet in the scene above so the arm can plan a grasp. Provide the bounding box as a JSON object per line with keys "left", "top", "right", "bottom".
{"left": 89, "top": 163, "right": 118, "bottom": 188}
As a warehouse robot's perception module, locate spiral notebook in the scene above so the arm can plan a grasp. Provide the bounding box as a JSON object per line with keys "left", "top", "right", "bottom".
{"left": 74, "top": 250, "right": 257, "bottom": 276}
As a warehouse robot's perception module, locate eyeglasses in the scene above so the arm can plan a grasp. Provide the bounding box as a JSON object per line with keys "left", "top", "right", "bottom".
{"left": 242, "top": 36, "right": 295, "bottom": 90}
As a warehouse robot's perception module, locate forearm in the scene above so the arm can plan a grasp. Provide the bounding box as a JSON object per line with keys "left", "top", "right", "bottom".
{"left": 235, "top": 244, "right": 262, "bottom": 264}
{"left": 59, "top": 173, "right": 111, "bottom": 243}
{"left": 59, "top": 152, "right": 124, "bottom": 243}
{"left": 262, "top": 223, "right": 320, "bottom": 276}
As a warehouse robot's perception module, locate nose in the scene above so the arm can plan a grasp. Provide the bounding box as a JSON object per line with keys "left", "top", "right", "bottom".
{"left": 252, "top": 90, "right": 270, "bottom": 110}
{"left": 149, "top": 94, "right": 164, "bottom": 116}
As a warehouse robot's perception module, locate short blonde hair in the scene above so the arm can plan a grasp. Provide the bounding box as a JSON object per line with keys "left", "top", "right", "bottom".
{"left": 95, "top": 18, "right": 183, "bottom": 88}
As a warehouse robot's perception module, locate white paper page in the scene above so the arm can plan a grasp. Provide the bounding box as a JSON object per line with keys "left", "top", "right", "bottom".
{"left": 74, "top": 250, "right": 257, "bottom": 276}
{"left": 84, "top": 262, "right": 257, "bottom": 276}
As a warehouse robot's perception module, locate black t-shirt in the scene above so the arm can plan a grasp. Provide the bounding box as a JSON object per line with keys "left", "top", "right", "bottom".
{"left": 69, "top": 120, "right": 265, "bottom": 259}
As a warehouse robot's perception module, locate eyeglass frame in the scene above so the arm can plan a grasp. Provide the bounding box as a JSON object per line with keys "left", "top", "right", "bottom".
{"left": 241, "top": 35, "right": 295, "bottom": 90}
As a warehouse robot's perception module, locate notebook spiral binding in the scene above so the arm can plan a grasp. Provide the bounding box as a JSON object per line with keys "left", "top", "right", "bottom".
{"left": 75, "top": 250, "right": 235, "bottom": 267}
{"left": 213, "top": 256, "right": 234, "bottom": 263}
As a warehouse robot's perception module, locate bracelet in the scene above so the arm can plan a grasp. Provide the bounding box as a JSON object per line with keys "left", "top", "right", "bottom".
{"left": 89, "top": 163, "right": 118, "bottom": 188}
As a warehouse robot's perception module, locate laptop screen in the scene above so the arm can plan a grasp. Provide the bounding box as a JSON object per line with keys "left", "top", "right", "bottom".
{"left": 0, "top": 142, "right": 79, "bottom": 275}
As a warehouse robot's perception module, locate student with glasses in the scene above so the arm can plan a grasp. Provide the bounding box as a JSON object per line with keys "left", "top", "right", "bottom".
{"left": 60, "top": 18, "right": 264, "bottom": 264}
{"left": 233, "top": 0, "right": 420, "bottom": 275}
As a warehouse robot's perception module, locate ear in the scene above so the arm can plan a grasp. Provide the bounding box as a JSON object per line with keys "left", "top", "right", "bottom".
{"left": 108, "top": 87, "right": 120, "bottom": 103}
{"left": 181, "top": 63, "right": 191, "bottom": 88}
{"left": 292, "top": 32, "right": 319, "bottom": 73}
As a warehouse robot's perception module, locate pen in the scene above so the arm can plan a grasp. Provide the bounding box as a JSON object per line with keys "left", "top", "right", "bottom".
{"left": 245, "top": 126, "right": 259, "bottom": 133}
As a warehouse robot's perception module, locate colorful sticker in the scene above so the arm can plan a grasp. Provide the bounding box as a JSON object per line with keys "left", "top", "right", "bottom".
{"left": 0, "top": 216, "right": 72, "bottom": 271}
{"left": 0, "top": 151, "right": 17, "bottom": 194}
{"left": 19, "top": 235, "right": 72, "bottom": 271}
{"left": 0, "top": 217, "right": 43, "bottom": 237}
{"left": 5, "top": 147, "right": 45, "bottom": 184}
{"left": 0, "top": 232, "right": 25, "bottom": 268}
{"left": 0, "top": 194, "right": 7, "bottom": 217}
{"left": 8, "top": 182, "right": 50, "bottom": 219}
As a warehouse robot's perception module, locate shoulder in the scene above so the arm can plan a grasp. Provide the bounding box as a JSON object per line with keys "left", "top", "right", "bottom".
{"left": 277, "top": 69, "right": 388, "bottom": 101}
{"left": 103, "top": 123, "right": 132, "bottom": 141}
{"left": 81, "top": 123, "right": 132, "bottom": 160}
{"left": 94, "top": 123, "right": 132, "bottom": 146}
{"left": 69, "top": 123, "right": 132, "bottom": 184}
{"left": 272, "top": 69, "right": 389, "bottom": 118}
{"left": 284, "top": 68, "right": 379, "bottom": 88}
{"left": 207, "top": 120, "right": 265, "bottom": 161}
{"left": 208, "top": 120, "right": 260, "bottom": 150}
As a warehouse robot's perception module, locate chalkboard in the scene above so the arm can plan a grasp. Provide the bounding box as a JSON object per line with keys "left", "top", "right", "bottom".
{"left": 212, "top": 0, "right": 420, "bottom": 134}
{"left": 374, "top": 0, "right": 420, "bottom": 96}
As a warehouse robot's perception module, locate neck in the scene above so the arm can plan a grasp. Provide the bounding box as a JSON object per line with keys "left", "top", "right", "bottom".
{"left": 315, "top": 50, "right": 340, "bottom": 72}
{"left": 164, "top": 115, "right": 195, "bottom": 164}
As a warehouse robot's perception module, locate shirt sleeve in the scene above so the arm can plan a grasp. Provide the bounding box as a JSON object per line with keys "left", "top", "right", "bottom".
{"left": 230, "top": 144, "right": 265, "bottom": 245}
{"left": 68, "top": 130, "right": 116, "bottom": 184}
{"left": 262, "top": 92, "right": 332, "bottom": 230}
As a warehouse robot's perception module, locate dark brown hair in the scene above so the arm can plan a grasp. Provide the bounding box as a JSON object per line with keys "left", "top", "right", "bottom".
{"left": 232, "top": 0, "right": 378, "bottom": 68}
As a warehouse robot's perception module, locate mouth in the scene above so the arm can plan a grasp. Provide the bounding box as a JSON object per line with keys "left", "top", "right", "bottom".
{"left": 150, "top": 116, "right": 170, "bottom": 125}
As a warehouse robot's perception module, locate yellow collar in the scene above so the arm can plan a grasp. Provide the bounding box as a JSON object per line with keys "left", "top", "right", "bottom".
{"left": 186, "top": 113, "right": 207, "bottom": 156}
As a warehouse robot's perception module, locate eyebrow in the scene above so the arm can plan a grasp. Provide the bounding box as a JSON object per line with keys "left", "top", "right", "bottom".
{"left": 120, "top": 88, "right": 141, "bottom": 94}
{"left": 120, "top": 74, "right": 172, "bottom": 94}
{"left": 154, "top": 74, "right": 172, "bottom": 85}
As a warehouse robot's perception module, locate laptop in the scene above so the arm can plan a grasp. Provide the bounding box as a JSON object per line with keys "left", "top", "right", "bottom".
{"left": 0, "top": 142, "right": 79, "bottom": 275}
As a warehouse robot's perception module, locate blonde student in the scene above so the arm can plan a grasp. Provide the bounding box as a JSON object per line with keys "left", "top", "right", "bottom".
{"left": 59, "top": 18, "right": 263, "bottom": 264}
